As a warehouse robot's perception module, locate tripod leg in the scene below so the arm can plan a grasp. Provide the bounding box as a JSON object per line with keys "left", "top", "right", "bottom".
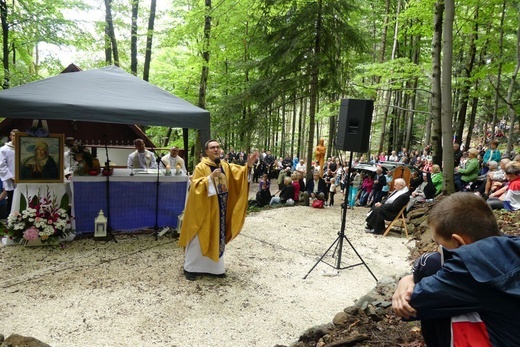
{"left": 303, "top": 236, "right": 341, "bottom": 279}
{"left": 342, "top": 235, "right": 377, "bottom": 282}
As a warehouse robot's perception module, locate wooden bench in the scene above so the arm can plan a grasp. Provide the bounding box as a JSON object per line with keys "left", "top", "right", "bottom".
{"left": 382, "top": 205, "right": 408, "bottom": 238}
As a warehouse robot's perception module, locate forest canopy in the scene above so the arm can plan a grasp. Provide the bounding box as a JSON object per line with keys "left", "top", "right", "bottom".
{"left": 1, "top": 0, "right": 519, "bottom": 191}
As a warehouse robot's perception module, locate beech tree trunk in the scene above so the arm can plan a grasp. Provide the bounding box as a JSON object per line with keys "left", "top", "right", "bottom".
{"left": 455, "top": 7, "right": 478, "bottom": 145}
{"left": 1, "top": 0, "right": 9, "bottom": 89}
{"left": 305, "top": 0, "right": 322, "bottom": 182}
{"left": 430, "top": 1, "right": 443, "bottom": 169}
{"left": 143, "top": 0, "right": 156, "bottom": 82}
{"left": 505, "top": 5, "right": 520, "bottom": 155}
{"left": 441, "top": 0, "right": 455, "bottom": 194}
{"left": 491, "top": 0, "right": 507, "bottom": 143}
{"left": 195, "top": 0, "right": 212, "bottom": 166}
{"left": 130, "top": 0, "right": 139, "bottom": 75}
{"left": 104, "top": 0, "right": 119, "bottom": 66}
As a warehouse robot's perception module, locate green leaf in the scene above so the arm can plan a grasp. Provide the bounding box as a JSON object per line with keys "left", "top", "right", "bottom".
{"left": 20, "top": 193, "right": 28, "bottom": 212}
{"left": 60, "top": 193, "right": 70, "bottom": 211}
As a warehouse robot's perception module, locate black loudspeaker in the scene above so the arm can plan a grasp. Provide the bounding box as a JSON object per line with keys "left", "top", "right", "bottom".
{"left": 335, "top": 98, "right": 374, "bottom": 152}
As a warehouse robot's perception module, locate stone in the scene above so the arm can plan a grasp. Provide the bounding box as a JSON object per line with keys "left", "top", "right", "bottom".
{"left": 366, "top": 305, "right": 384, "bottom": 322}
{"left": 2, "top": 334, "right": 51, "bottom": 347}
{"left": 332, "top": 311, "right": 348, "bottom": 326}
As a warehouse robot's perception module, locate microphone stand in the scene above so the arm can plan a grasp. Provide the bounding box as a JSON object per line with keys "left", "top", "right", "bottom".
{"left": 153, "top": 151, "right": 162, "bottom": 241}
{"left": 103, "top": 136, "right": 117, "bottom": 243}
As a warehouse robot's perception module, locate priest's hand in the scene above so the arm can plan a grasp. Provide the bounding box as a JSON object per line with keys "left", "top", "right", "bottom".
{"left": 210, "top": 168, "right": 221, "bottom": 178}
{"left": 247, "top": 151, "right": 259, "bottom": 168}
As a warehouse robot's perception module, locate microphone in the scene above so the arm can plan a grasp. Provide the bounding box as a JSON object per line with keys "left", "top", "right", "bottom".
{"left": 214, "top": 158, "right": 221, "bottom": 167}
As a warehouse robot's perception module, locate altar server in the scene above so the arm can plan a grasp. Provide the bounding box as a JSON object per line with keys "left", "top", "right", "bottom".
{"left": 127, "top": 138, "right": 157, "bottom": 170}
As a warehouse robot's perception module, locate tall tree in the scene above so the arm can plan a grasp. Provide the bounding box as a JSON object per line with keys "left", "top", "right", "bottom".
{"left": 505, "top": 2, "right": 520, "bottom": 155}
{"left": 194, "top": 0, "right": 212, "bottom": 165}
{"left": 142, "top": 0, "right": 156, "bottom": 82}
{"left": 441, "top": 0, "right": 455, "bottom": 194}
{"left": 130, "top": 0, "right": 139, "bottom": 75}
{"left": 1, "top": 0, "right": 9, "bottom": 89}
{"left": 430, "top": 0, "right": 443, "bottom": 169}
{"left": 105, "top": 0, "right": 119, "bottom": 66}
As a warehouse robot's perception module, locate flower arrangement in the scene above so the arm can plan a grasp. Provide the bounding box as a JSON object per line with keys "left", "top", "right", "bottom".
{"left": 25, "top": 126, "right": 49, "bottom": 138}
{"left": 1, "top": 190, "right": 72, "bottom": 245}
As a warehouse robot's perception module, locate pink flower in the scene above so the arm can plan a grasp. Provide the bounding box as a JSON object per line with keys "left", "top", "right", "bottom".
{"left": 47, "top": 219, "right": 54, "bottom": 225}
{"left": 23, "top": 227, "right": 40, "bottom": 240}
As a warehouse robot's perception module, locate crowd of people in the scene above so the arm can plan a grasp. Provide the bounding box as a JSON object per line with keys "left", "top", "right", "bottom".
{"left": 241, "top": 139, "right": 520, "bottom": 216}
{"left": 2, "top": 130, "right": 519, "bottom": 344}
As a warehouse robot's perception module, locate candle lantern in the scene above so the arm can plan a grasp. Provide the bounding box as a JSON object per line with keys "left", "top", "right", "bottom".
{"left": 94, "top": 210, "right": 108, "bottom": 239}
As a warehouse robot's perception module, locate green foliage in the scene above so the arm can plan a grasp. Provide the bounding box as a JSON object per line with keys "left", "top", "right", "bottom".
{"left": 1, "top": 0, "right": 519, "bottom": 160}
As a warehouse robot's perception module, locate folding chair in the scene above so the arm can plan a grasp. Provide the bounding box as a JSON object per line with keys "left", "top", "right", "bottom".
{"left": 383, "top": 205, "right": 408, "bottom": 238}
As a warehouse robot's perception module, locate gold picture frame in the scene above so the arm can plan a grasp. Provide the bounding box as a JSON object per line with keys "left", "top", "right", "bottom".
{"left": 15, "top": 133, "right": 64, "bottom": 183}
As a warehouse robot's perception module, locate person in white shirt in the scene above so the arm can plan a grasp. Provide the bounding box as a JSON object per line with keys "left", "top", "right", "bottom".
{"left": 159, "top": 146, "right": 187, "bottom": 174}
{"left": 0, "top": 129, "right": 19, "bottom": 214}
{"left": 64, "top": 137, "right": 76, "bottom": 178}
{"left": 127, "top": 138, "right": 157, "bottom": 170}
{"left": 295, "top": 159, "right": 306, "bottom": 175}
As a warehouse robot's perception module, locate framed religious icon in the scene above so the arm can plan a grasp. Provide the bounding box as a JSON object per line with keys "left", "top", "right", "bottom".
{"left": 15, "top": 133, "right": 64, "bottom": 183}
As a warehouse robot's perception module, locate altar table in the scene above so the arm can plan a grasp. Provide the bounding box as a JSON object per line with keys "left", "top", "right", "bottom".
{"left": 72, "top": 169, "right": 188, "bottom": 234}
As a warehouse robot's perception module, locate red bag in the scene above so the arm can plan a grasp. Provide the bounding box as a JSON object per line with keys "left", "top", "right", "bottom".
{"left": 312, "top": 199, "right": 324, "bottom": 208}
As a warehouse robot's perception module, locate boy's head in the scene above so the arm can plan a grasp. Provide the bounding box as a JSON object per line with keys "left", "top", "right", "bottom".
{"left": 428, "top": 192, "right": 500, "bottom": 249}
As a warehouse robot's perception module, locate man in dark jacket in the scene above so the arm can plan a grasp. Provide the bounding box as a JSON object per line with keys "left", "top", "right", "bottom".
{"left": 302, "top": 172, "right": 327, "bottom": 206}
{"left": 371, "top": 166, "right": 387, "bottom": 206}
{"left": 365, "top": 178, "right": 409, "bottom": 234}
{"left": 393, "top": 193, "right": 520, "bottom": 346}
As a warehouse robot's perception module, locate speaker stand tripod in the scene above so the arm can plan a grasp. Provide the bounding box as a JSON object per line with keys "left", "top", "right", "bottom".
{"left": 303, "top": 151, "right": 377, "bottom": 281}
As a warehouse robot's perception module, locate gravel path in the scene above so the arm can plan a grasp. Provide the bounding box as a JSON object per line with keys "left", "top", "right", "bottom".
{"left": 1, "top": 193, "right": 412, "bottom": 347}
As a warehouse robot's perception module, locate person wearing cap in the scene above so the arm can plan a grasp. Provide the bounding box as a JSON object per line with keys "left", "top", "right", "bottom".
{"left": 454, "top": 148, "right": 480, "bottom": 191}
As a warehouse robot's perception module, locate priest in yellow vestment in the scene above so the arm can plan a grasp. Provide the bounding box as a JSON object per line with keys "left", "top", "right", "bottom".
{"left": 179, "top": 140, "right": 258, "bottom": 280}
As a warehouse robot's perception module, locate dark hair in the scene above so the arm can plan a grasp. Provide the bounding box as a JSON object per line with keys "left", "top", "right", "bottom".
{"left": 204, "top": 139, "right": 218, "bottom": 150}
{"left": 428, "top": 193, "right": 500, "bottom": 242}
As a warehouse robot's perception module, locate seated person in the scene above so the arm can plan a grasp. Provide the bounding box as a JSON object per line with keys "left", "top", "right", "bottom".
{"left": 358, "top": 173, "right": 374, "bottom": 206}
{"left": 159, "top": 146, "right": 187, "bottom": 174}
{"left": 454, "top": 148, "right": 480, "bottom": 191}
{"left": 296, "top": 172, "right": 306, "bottom": 201}
{"left": 276, "top": 167, "right": 290, "bottom": 190}
{"left": 409, "top": 170, "right": 423, "bottom": 193}
{"left": 269, "top": 176, "right": 295, "bottom": 206}
{"left": 487, "top": 161, "right": 520, "bottom": 211}
{"left": 259, "top": 174, "right": 270, "bottom": 191}
{"left": 127, "top": 138, "right": 158, "bottom": 171}
{"left": 406, "top": 172, "right": 436, "bottom": 211}
{"left": 290, "top": 172, "right": 300, "bottom": 204}
{"left": 481, "top": 139, "right": 501, "bottom": 175}
{"left": 481, "top": 158, "right": 510, "bottom": 198}
{"left": 254, "top": 181, "right": 272, "bottom": 207}
{"left": 302, "top": 172, "right": 327, "bottom": 206}
{"left": 392, "top": 193, "right": 520, "bottom": 346}
{"left": 430, "top": 164, "right": 443, "bottom": 195}
{"left": 365, "top": 178, "right": 410, "bottom": 234}
{"left": 295, "top": 159, "right": 306, "bottom": 176}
